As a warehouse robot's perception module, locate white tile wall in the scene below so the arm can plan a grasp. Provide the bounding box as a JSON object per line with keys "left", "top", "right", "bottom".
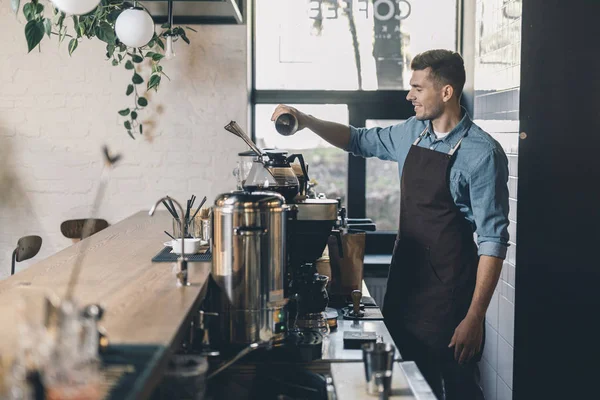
{"left": 498, "top": 335, "right": 514, "bottom": 388}
{"left": 500, "top": 281, "right": 515, "bottom": 304}
{"left": 487, "top": 290, "right": 500, "bottom": 331}
{"left": 483, "top": 323, "right": 498, "bottom": 371}
{"left": 508, "top": 221, "right": 517, "bottom": 244}
{"left": 507, "top": 264, "right": 515, "bottom": 287}
{"left": 474, "top": 2, "right": 520, "bottom": 398}
{"left": 497, "top": 375, "right": 512, "bottom": 400}
{"left": 480, "top": 358, "right": 498, "bottom": 400}
{"left": 509, "top": 199, "right": 517, "bottom": 222}
{"left": 0, "top": 6, "right": 249, "bottom": 278}
{"left": 508, "top": 177, "right": 518, "bottom": 199}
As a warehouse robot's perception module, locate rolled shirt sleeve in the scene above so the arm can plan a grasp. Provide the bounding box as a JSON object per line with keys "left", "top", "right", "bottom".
{"left": 469, "top": 147, "right": 510, "bottom": 259}
{"left": 347, "top": 125, "right": 400, "bottom": 161}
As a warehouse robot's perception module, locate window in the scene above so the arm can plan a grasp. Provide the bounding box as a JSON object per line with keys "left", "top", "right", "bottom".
{"left": 256, "top": 0, "right": 457, "bottom": 90}
{"left": 253, "top": 0, "right": 459, "bottom": 222}
{"left": 365, "top": 119, "right": 404, "bottom": 231}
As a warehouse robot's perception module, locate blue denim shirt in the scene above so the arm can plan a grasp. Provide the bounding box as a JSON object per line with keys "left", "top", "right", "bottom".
{"left": 347, "top": 110, "right": 509, "bottom": 260}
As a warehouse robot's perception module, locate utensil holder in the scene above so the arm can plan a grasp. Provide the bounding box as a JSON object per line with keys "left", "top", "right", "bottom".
{"left": 173, "top": 218, "right": 196, "bottom": 239}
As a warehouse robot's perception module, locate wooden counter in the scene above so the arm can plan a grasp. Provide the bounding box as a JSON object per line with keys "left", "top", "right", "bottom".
{"left": 0, "top": 211, "right": 436, "bottom": 399}
{"left": 0, "top": 211, "right": 211, "bottom": 399}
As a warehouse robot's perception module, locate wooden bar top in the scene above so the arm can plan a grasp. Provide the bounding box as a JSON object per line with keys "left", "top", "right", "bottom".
{"left": 0, "top": 211, "right": 211, "bottom": 398}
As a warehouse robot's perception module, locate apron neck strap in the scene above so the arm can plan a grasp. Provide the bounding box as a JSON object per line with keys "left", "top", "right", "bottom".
{"left": 448, "top": 136, "right": 464, "bottom": 156}
{"left": 412, "top": 127, "right": 428, "bottom": 146}
{"left": 412, "top": 127, "right": 465, "bottom": 156}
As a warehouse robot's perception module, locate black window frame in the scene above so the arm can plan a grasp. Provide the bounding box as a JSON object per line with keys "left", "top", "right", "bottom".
{"left": 248, "top": 0, "right": 466, "bottom": 238}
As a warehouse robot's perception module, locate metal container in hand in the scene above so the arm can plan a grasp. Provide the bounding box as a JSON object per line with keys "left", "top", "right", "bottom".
{"left": 211, "top": 191, "right": 288, "bottom": 345}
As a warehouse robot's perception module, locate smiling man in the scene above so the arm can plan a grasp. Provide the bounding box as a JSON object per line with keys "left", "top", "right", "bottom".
{"left": 272, "top": 49, "right": 509, "bottom": 400}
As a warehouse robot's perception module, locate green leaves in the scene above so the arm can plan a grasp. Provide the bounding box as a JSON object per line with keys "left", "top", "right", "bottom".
{"left": 106, "top": 44, "right": 115, "bottom": 59}
{"left": 43, "top": 18, "right": 52, "bottom": 38}
{"left": 172, "top": 27, "right": 190, "bottom": 45}
{"left": 11, "top": 0, "right": 21, "bottom": 14}
{"left": 25, "top": 20, "right": 45, "bottom": 53}
{"left": 107, "top": 9, "right": 121, "bottom": 24}
{"left": 145, "top": 51, "right": 165, "bottom": 62}
{"left": 68, "top": 38, "right": 78, "bottom": 56}
{"left": 147, "top": 75, "right": 161, "bottom": 92}
{"left": 132, "top": 73, "right": 143, "bottom": 84}
{"left": 95, "top": 21, "right": 116, "bottom": 44}
{"left": 17, "top": 2, "right": 193, "bottom": 139}
{"left": 71, "top": 16, "right": 81, "bottom": 37}
{"left": 56, "top": 12, "right": 65, "bottom": 29}
{"left": 23, "top": 3, "right": 36, "bottom": 21}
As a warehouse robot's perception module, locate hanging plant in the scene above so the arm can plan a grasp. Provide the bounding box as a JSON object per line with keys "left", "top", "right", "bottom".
{"left": 11, "top": 0, "right": 195, "bottom": 139}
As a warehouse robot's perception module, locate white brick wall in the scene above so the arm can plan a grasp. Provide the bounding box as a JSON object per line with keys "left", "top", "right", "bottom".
{"left": 0, "top": 2, "right": 248, "bottom": 278}
{"left": 474, "top": 0, "right": 522, "bottom": 396}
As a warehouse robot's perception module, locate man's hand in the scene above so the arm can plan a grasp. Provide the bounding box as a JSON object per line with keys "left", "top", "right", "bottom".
{"left": 271, "top": 104, "right": 352, "bottom": 149}
{"left": 448, "top": 313, "right": 484, "bottom": 364}
{"left": 271, "top": 104, "right": 309, "bottom": 131}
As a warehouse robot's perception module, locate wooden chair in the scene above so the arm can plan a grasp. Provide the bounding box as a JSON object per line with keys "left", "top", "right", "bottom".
{"left": 60, "top": 219, "right": 109, "bottom": 243}
{"left": 11, "top": 235, "right": 42, "bottom": 275}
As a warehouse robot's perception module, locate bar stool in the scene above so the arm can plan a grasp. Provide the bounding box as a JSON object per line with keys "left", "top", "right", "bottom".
{"left": 11, "top": 235, "right": 42, "bottom": 276}
{"left": 60, "top": 219, "right": 109, "bottom": 243}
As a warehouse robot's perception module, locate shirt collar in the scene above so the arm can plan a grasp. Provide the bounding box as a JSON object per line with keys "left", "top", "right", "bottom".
{"left": 426, "top": 107, "right": 472, "bottom": 148}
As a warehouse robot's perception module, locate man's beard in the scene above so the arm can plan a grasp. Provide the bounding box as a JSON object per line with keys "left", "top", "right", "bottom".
{"left": 415, "top": 103, "right": 444, "bottom": 121}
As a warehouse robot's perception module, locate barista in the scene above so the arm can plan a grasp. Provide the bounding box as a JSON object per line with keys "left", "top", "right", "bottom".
{"left": 271, "top": 49, "right": 509, "bottom": 400}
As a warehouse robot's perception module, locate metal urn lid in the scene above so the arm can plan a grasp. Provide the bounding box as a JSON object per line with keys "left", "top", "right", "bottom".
{"left": 214, "top": 190, "right": 286, "bottom": 211}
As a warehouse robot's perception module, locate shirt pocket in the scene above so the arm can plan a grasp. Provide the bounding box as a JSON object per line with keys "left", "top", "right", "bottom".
{"left": 448, "top": 170, "right": 471, "bottom": 213}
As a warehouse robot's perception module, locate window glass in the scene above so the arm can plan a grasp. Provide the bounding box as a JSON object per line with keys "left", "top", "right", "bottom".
{"left": 254, "top": 104, "right": 349, "bottom": 203}
{"left": 365, "top": 119, "right": 404, "bottom": 231}
{"left": 256, "top": 0, "right": 458, "bottom": 90}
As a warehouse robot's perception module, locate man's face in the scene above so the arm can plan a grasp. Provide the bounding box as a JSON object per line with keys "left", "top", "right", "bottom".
{"left": 406, "top": 68, "right": 445, "bottom": 121}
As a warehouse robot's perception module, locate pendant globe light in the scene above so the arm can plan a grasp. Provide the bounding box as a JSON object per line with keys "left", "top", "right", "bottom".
{"left": 51, "top": 0, "right": 101, "bottom": 15}
{"left": 115, "top": 6, "right": 155, "bottom": 48}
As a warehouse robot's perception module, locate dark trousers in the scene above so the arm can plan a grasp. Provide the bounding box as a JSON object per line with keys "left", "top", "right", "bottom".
{"left": 390, "top": 324, "right": 485, "bottom": 400}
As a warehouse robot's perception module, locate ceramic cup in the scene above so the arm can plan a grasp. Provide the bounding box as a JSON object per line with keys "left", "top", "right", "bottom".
{"left": 163, "top": 238, "right": 206, "bottom": 255}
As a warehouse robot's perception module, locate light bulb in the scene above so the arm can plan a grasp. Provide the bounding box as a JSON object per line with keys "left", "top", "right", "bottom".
{"left": 51, "top": 0, "right": 101, "bottom": 15}
{"left": 165, "top": 36, "right": 175, "bottom": 60}
{"left": 115, "top": 8, "right": 155, "bottom": 48}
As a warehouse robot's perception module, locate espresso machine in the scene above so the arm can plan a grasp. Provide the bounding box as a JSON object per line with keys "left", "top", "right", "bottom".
{"left": 202, "top": 122, "right": 342, "bottom": 359}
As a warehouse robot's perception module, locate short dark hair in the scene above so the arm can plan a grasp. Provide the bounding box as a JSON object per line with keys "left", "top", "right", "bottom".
{"left": 411, "top": 49, "right": 466, "bottom": 99}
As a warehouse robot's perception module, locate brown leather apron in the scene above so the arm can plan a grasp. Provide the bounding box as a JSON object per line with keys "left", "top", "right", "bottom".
{"left": 383, "top": 128, "right": 480, "bottom": 351}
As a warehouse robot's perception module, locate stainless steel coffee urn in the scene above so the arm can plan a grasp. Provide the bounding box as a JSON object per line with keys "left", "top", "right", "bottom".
{"left": 211, "top": 191, "right": 288, "bottom": 346}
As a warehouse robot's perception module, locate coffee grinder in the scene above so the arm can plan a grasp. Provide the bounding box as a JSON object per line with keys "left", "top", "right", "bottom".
{"left": 285, "top": 198, "right": 340, "bottom": 335}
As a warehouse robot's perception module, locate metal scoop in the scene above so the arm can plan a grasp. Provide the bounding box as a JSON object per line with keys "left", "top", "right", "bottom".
{"left": 224, "top": 121, "right": 263, "bottom": 157}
